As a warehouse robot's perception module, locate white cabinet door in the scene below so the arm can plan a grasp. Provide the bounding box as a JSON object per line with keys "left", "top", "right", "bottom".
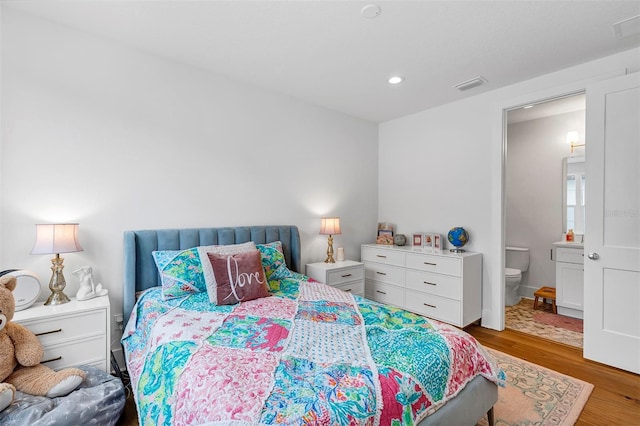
{"left": 555, "top": 262, "right": 584, "bottom": 316}
{"left": 584, "top": 72, "right": 640, "bottom": 374}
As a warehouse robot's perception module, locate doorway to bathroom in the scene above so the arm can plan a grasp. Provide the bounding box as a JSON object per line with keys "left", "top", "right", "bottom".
{"left": 503, "top": 93, "right": 586, "bottom": 348}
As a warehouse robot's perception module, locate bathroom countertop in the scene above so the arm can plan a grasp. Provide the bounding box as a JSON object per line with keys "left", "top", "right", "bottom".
{"left": 553, "top": 241, "right": 584, "bottom": 249}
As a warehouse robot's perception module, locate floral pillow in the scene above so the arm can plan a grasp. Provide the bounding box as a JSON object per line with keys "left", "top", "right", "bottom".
{"left": 256, "top": 241, "right": 294, "bottom": 280}
{"left": 206, "top": 250, "right": 270, "bottom": 305}
{"left": 153, "top": 241, "right": 256, "bottom": 301}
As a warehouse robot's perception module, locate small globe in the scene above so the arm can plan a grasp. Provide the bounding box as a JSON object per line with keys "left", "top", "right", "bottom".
{"left": 448, "top": 227, "right": 469, "bottom": 252}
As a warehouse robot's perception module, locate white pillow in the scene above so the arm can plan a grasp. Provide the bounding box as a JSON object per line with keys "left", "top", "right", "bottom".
{"left": 198, "top": 241, "right": 256, "bottom": 303}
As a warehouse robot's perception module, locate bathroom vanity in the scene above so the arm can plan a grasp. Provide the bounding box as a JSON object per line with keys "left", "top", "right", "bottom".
{"left": 553, "top": 241, "right": 584, "bottom": 319}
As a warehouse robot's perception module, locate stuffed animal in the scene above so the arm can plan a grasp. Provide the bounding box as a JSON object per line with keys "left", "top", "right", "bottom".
{"left": 0, "top": 275, "right": 85, "bottom": 412}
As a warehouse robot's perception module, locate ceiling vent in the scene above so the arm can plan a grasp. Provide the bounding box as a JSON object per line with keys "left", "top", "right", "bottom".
{"left": 613, "top": 15, "right": 640, "bottom": 39}
{"left": 454, "top": 76, "right": 487, "bottom": 92}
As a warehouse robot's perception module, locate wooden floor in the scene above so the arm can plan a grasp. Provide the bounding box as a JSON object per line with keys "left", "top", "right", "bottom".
{"left": 117, "top": 326, "right": 640, "bottom": 425}
{"left": 466, "top": 325, "right": 640, "bottom": 426}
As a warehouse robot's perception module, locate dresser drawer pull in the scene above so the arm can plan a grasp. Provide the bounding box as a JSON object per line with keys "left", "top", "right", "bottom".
{"left": 341, "top": 274, "right": 353, "bottom": 278}
{"left": 376, "top": 271, "right": 387, "bottom": 275}
{"left": 423, "top": 281, "right": 437, "bottom": 286}
{"left": 42, "top": 356, "right": 62, "bottom": 364}
{"left": 423, "top": 303, "right": 437, "bottom": 309}
{"left": 376, "top": 290, "right": 387, "bottom": 295}
{"left": 423, "top": 262, "right": 437, "bottom": 266}
{"left": 376, "top": 255, "right": 387, "bottom": 258}
{"left": 344, "top": 288, "right": 352, "bottom": 292}
{"left": 35, "top": 329, "right": 62, "bottom": 337}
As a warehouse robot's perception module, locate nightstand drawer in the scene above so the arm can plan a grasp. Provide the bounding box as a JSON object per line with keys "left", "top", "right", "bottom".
{"left": 41, "top": 334, "right": 107, "bottom": 371}
{"left": 365, "top": 280, "right": 404, "bottom": 307}
{"left": 405, "top": 270, "right": 461, "bottom": 300}
{"left": 406, "top": 253, "right": 461, "bottom": 276}
{"left": 333, "top": 281, "right": 364, "bottom": 296}
{"left": 327, "top": 266, "right": 364, "bottom": 285}
{"left": 404, "top": 290, "right": 461, "bottom": 325}
{"left": 22, "top": 310, "right": 106, "bottom": 346}
{"left": 364, "top": 263, "right": 405, "bottom": 285}
{"left": 362, "top": 246, "right": 405, "bottom": 266}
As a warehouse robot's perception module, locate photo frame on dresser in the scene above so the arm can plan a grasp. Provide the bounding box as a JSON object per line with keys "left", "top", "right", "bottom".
{"left": 433, "top": 234, "right": 443, "bottom": 253}
{"left": 423, "top": 234, "right": 434, "bottom": 252}
{"left": 412, "top": 233, "right": 423, "bottom": 249}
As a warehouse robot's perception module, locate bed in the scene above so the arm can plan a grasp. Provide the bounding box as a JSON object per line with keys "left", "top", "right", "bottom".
{"left": 122, "top": 225, "right": 503, "bottom": 425}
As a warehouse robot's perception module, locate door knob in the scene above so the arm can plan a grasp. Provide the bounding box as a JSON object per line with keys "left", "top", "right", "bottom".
{"left": 588, "top": 252, "right": 600, "bottom": 260}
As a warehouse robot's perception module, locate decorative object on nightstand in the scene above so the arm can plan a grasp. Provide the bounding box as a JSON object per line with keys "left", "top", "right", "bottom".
{"left": 30, "top": 223, "right": 83, "bottom": 306}
{"left": 336, "top": 247, "right": 345, "bottom": 262}
{"left": 320, "top": 217, "right": 341, "bottom": 263}
{"left": 394, "top": 234, "right": 407, "bottom": 246}
{"left": 448, "top": 227, "right": 469, "bottom": 253}
{"left": 0, "top": 269, "right": 41, "bottom": 311}
{"left": 73, "top": 265, "right": 108, "bottom": 301}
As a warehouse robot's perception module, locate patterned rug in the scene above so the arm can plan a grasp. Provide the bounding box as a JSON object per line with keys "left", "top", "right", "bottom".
{"left": 505, "top": 298, "right": 583, "bottom": 348}
{"left": 533, "top": 311, "right": 583, "bottom": 333}
{"left": 477, "top": 348, "right": 593, "bottom": 426}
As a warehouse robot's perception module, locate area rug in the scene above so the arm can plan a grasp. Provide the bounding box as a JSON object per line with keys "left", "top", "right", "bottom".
{"left": 534, "top": 311, "right": 583, "bottom": 333}
{"left": 477, "top": 348, "right": 593, "bottom": 426}
{"left": 505, "top": 298, "right": 583, "bottom": 348}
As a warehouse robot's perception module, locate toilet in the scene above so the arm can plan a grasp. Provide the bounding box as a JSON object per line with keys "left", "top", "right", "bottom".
{"left": 505, "top": 246, "right": 530, "bottom": 306}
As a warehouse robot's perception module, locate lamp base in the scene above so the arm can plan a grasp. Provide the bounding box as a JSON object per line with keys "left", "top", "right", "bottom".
{"left": 324, "top": 234, "right": 336, "bottom": 263}
{"left": 45, "top": 290, "right": 71, "bottom": 305}
{"left": 44, "top": 254, "right": 71, "bottom": 305}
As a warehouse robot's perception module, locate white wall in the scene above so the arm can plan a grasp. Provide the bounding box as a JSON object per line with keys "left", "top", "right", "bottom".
{"left": 506, "top": 110, "right": 586, "bottom": 298}
{"left": 0, "top": 9, "right": 379, "bottom": 352}
{"left": 379, "top": 47, "right": 639, "bottom": 329}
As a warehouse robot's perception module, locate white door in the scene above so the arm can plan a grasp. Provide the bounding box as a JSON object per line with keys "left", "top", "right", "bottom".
{"left": 584, "top": 72, "right": 640, "bottom": 374}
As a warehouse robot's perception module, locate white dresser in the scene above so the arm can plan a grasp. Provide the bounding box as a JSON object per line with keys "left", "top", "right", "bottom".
{"left": 361, "top": 244, "right": 482, "bottom": 327}
{"left": 553, "top": 242, "right": 584, "bottom": 319}
{"left": 305, "top": 260, "right": 365, "bottom": 296}
{"left": 13, "top": 296, "right": 111, "bottom": 372}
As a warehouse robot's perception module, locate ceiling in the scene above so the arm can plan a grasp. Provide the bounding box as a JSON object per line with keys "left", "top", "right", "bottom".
{"left": 3, "top": 1, "right": 640, "bottom": 123}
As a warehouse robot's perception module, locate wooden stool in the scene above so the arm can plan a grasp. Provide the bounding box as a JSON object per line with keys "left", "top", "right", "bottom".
{"left": 533, "top": 286, "right": 557, "bottom": 314}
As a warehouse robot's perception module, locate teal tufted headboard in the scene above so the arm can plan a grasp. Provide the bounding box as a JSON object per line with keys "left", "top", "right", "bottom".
{"left": 122, "top": 225, "right": 301, "bottom": 324}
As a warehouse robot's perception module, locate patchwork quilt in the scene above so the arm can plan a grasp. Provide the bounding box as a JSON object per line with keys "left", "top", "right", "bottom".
{"left": 122, "top": 275, "right": 504, "bottom": 425}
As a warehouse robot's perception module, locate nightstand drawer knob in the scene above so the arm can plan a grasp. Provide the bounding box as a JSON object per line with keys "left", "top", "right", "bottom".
{"left": 424, "top": 262, "right": 437, "bottom": 266}
{"left": 423, "top": 303, "right": 437, "bottom": 309}
{"left": 341, "top": 274, "right": 352, "bottom": 278}
{"left": 344, "top": 288, "right": 352, "bottom": 292}
{"left": 424, "top": 281, "right": 436, "bottom": 286}
{"left": 376, "top": 290, "right": 387, "bottom": 295}
{"left": 35, "top": 328, "right": 62, "bottom": 337}
{"left": 376, "top": 255, "right": 387, "bottom": 258}
{"left": 42, "top": 356, "right": 62, "bottom": 364}
{"left": 376, "top": 271, "right": 387, "bottom": 275}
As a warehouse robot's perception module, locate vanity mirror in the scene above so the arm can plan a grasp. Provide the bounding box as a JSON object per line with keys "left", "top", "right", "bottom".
{"left": 562, "top": 155, "right": 585, "bottom": 236}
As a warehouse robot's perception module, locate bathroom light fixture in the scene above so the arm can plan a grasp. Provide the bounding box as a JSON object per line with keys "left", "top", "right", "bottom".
{"left": 31, "top": 223, "right": 83, "bottom": 305}
{"left": 566, "top": 131, "right": 584, "bottom": 154}
{"left": 319, "top": 217, "right": 341, "bottom": 263}
{"left": 388, "top": 75, "right": 404, "bottom": 85}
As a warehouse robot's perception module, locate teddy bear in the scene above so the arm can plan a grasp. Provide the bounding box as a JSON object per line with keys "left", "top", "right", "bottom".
{"left": 0, "top": 274, "right": 86, "bottom": 412}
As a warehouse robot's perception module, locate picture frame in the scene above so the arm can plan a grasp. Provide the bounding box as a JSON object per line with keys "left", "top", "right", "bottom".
{"left": 433, "top": 234, "right": 442, "bottom": 253}
{"left": 412, "top": 233, "right": 423, "bottom": 249}
{"left": 423, "top": 233, "right": 434, "bottom": 252}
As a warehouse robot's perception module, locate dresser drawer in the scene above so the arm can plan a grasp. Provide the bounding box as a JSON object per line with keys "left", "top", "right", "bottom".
{"left": 22, "top": 310, "right": 106, "bottom": 346}
{"left": 405, "top": 270, "right": 461, "bottom": 300}
{"left": 333, "top": 280, "right": 364, "bottom": 296}
{"left": 404, "top": 290, "right": 461, "bottom": 325}
{"left": 406, "top": 252, "right": 461, "bottom": 276}
{"left": 362, "top": 246, "right": 405, "bottom": 266}
{"left": 365, "top": 280, "right": 404, "bottom": 307}
{"left": 556, "top": 248, "right": 584, "bottom": 264}
{"left": 364, "top": 262, "right": 405, "bottom": 286}
{"left": 41, "top": 334, "right": 107, "bottom": 371}
{"left": 327, "top": 266, "right": 364, "bottom": 285}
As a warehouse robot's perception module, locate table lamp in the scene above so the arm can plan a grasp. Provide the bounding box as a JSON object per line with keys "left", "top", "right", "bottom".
{"left": 31, "top": 223, "right": 83, "bottom": 305}
{"left": 320, "top": 217, "right": 341, "bottom": 263}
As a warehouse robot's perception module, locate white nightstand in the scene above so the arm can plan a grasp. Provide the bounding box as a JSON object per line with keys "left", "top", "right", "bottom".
{"left": 305, "top": 260, "right": 365, "bottom": 296}
{"left": 13, "top": 295, "right": 111, "bottom": 373}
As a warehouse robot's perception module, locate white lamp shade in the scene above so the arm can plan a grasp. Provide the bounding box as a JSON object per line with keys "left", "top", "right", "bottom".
{"left": 31, "top": 223, "right": 83, "bottom": 255}
{"left": 320, "top": 217, "right": 341, "bottom": 235}
{"left": 566, "top": 131, "right": 579, "bottom": 145}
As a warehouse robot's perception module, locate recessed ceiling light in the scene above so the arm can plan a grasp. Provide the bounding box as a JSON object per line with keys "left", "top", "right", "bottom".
{"left": 361, "top": 4, "right": 381, "bottom": 19}
{"left": 388, "top": 75, "right": 404, "bottom": 85}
